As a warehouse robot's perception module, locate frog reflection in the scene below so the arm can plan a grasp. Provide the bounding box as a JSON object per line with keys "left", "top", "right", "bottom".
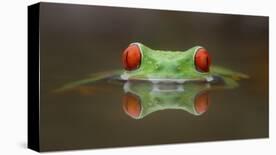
{"left": 122, "top": 81, "right": 212, "bottom": 119}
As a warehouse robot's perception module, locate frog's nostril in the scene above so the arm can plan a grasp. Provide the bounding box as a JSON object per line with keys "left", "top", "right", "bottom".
{"left": 195, "top": 91, "right": 210, "bottom": 114}
{"left": 122, "top": 92, "right": 142, "bottom": 118}
{"left": 122, "top": 44, "right": 141, "bottom": 71}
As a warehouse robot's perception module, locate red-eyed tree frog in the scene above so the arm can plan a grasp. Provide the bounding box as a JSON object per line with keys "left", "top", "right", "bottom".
{"left": 55, "top": 42, "right": 248, "bottom": 92}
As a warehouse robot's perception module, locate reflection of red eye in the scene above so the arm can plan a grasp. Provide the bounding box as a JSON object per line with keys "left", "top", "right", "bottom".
{"left": 122, "top": 93, "right": 141, "bottom": 118}
{"left": 122, "top": 44, "right": 141, "bottom": 71}
{"left": 195, "top": 92, "right": 210, "bottom": 114}
{"left": 195, "top": 48, "right": 211, "bottom": 72}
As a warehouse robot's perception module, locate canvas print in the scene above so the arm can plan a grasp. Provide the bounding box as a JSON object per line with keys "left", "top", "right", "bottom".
{"left": 28, "top": 2, "right": 269, "bottom": 152}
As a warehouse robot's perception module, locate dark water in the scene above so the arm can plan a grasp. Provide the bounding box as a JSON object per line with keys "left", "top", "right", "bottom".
{"left": 39, "top": 3, "right": 268, "bottom": 151}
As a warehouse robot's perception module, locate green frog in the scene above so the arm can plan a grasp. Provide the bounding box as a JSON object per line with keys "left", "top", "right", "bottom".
{"left": 56, "top": 42, "right": 248, "bottom": 92}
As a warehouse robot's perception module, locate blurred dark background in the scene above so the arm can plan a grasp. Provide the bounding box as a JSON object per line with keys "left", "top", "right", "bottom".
{"left": 39, "top": 2, "right": 268, "bottom": 151}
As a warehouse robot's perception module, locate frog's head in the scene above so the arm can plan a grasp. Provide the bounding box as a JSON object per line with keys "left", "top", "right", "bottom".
{"left": 121, "top": 42, "right": 212, "bottom": 82}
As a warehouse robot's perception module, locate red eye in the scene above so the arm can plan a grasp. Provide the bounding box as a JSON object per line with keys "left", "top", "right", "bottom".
{"left": 122, "top": 93, "right": 142, "bottom": 118}
{"left": 195, "top": 48, "right": 211, "bottom": 72}
{"left": 195, "top": 92, "right": 210, "bottom": 114}
{"left": 122, "top": 44, "right": 141, "bottom": 71}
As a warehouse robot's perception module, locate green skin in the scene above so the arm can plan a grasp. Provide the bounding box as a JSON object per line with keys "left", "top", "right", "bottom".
{"left": 122, "top": 43, "right": 209, "bottom": 82}
{"left": 55, "top": 42, "right": 249, "bottom": 92}
{"left": 123, "top": 81, "right": 212, "bottom": 119}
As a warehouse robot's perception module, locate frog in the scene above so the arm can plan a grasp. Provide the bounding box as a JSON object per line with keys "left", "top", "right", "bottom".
{"left": 55, "top": 42, "right": 248, "bottom": 92}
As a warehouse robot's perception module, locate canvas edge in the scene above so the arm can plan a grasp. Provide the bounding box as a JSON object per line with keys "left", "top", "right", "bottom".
{"left": 27, "top": 2, "right": 40, "bottom": 152}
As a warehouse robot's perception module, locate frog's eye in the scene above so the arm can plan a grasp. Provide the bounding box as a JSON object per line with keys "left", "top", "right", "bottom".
{"left": 122, "top": 44, "right": 141, "bottom": 71}
{"left": 195, "top": 92, "right": 210, "bottom": 115}
{"left": 194, "top": 48, "right": 211, "bottom": 72}
{"left": 122, "top": 93, "right": 141, "bottom": 118}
